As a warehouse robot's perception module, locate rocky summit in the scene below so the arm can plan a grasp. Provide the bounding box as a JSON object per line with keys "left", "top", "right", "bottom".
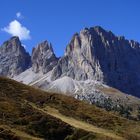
{"left": 51, "top": 26, "right": 140, "bottom": 97}
{"left": 0, "top": 36, "right": 31, "bottom": 77}
{"left": 31, "top": 40, "right": 58, "bottom": 74}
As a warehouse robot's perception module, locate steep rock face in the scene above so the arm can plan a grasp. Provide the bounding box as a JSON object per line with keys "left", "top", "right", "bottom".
{"left": 51, "top": 26, "right": 140, "bottom": 97}
{"left": 0, "top": 36, "right": 31, "bottom": 77}
{"left": 31, "top": 41, "right": 58, "bottom": 74}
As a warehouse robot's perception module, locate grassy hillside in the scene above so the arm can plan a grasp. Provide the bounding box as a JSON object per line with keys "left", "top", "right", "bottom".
{"left": 0, "top": 77, "right": 140, "bottom": 140}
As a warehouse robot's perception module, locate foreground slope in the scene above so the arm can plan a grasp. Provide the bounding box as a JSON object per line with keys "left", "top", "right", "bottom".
{"left": 35, "top": 76, "right": 140, "bottom": 119}
{"left": 0, "top": 77, "right": 140, "bottom": 140}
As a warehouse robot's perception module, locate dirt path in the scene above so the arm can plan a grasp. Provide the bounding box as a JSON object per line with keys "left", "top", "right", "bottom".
{"left": 30, "top": 103, "right": 125, "bottom": 140}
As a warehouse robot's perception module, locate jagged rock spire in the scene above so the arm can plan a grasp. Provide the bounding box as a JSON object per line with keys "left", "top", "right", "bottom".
{"left": 0, "top": 36, "right": 31, "bottom": 77}
{"left": 31, "top": 40, "right": 58, "bottom": 74}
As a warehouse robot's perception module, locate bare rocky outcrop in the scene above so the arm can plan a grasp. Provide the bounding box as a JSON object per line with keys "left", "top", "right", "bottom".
{"left": 31, "top": 41, "right": 58, "bottom": 74}
{"left": 51, "top": 26, "right": 140, "bottom": 97}
{"left": 0, "top": 36, "right": 31, "bottom": 77}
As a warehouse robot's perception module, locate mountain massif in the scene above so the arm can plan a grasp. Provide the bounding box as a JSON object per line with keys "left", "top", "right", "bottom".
{"left": 50, "top": 26, "right": 140, "bottom": 97}
{"left": 1, "top": 26, "right": 140, "bottom": 119}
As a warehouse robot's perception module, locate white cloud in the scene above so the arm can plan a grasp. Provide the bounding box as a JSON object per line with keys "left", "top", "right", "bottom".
{"left": 2, "top": 20, "right": 31, "bottom": 40}
{"left": 22, "top": 44, "right": 26, "bottom": 48}
{"left": 16, "top": 12, "right": 23, "bottom": 19}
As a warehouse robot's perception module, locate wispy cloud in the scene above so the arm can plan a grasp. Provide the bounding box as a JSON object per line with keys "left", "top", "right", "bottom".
{"left": 16, "top": 12, "right": 24, "bottom": 19}
{"left": 2, "top": 20, "right": 31, "bottom": 40}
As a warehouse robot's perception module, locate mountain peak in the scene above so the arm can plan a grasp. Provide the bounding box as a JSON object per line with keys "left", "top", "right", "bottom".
{"left": 10, "top": 36, "right": 20, "bottom": 40}
{"left": 92, "top": 26, "right": 105, "bottom": 32}
{"left": 51, "top": 26, "right": 140, "bottom": 97}
{"left": 1, "top": 36, "right": 21, "bottom": 51}
{"left": 9, "top": 36, "right": 21, "bottom": 46}
{"left": 0, "top": 37, "right": 31, "bottom": 77}
{"left": 31, "top": 40, "right": 58, "bottom": 74}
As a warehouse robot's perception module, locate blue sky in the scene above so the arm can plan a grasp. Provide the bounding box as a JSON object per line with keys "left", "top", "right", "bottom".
{"left": 0, "top": 0, "right": 140, "bottom": 56}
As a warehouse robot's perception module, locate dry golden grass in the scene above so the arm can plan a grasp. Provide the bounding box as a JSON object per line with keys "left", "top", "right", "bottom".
{"left": 0, "top": 76, "right": 140, "bottom": 140}
{"left": 29, "top": 102, "right": 125, "bottom": 140}
{"left": 0, "top": 125, "right": 43, "bottom": 140}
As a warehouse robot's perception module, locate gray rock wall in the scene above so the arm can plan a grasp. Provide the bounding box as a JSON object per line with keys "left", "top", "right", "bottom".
{"left": 0, "top": 36, "right": 31, "bottom": 77}
{"left": 51, "top": 26, "right": 140, "bottom": 97}
{"left": 31, "top": 41, "right": 58, "bottom": 74}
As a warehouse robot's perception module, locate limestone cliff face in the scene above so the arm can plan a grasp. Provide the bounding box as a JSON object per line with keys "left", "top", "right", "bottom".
{"left": 51, "top": 26, "right": 140, "bottom": 97}
{"left": 31, "top": 41, "right": 58, "bottom": 74}
{"left": 0, "top": 36, "right": 31, "bottom": 77}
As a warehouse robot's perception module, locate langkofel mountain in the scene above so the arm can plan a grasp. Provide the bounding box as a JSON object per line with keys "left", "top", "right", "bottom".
{"left": 51, "top": 26, "right": 140, "bottom": 97}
